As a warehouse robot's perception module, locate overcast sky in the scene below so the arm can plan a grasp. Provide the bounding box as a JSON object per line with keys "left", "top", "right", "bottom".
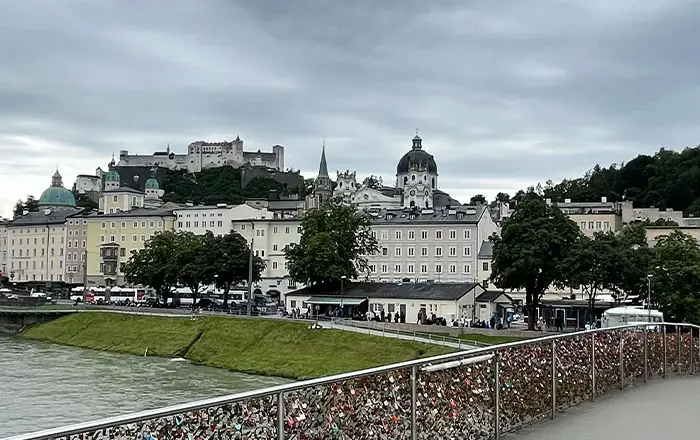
{"left": 1, "top": 0, "right": 699, "bottom": 218}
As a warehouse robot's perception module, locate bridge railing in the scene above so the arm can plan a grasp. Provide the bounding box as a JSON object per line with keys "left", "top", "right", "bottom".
{"left": 4, "top": 322, "right": 698, "bottom": 440}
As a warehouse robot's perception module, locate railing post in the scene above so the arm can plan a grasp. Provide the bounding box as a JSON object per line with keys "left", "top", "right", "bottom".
{"left": 691, "top": 329, "right": 695, "bottom": 375}
{"left": 590, "top": 332, "right": 596, "bottom": 401}
{"left": 662, "top": 325, "right": 667, "bottom": 378}
{"left": 619, "top": 332, "right": 624, "bottom": 389}
{"left": 677, "top": 326, "right": 682, "bottom": 375}
{"left": 277, "top": 392, "right": 285, "bottom": 440}
{"left": 551, "top": 339, "right": 557, "bottom": 419}
{"left": 494, "top": 351, "right": 501, "bottom": 440}
{"left": 411, "top": 365, "right": 417, "bottom": 440}
{"left": 643, "top": 326, "right": 648, "bottom": 383}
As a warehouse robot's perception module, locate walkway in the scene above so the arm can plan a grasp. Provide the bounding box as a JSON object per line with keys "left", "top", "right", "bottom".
{"left": 513, "top": 377, "right": 700, "bottom": 439}
{"left": 323, "top": 321, "right": 479, "bottom": 349}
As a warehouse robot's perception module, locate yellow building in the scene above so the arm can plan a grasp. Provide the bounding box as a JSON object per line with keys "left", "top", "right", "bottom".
{"left": 85, "top": 206, "right": 176, "bottom": 286}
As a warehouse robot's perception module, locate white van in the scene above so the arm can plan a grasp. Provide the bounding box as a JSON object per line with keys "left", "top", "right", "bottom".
{"left": 602, "top": 306, "right": 663, "bottom": 331}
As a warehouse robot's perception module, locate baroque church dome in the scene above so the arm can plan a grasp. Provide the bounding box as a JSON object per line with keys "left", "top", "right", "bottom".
{"left": 39, "top": 170, "right": 76, "bottom": 208}
{"left": 396, "top": 135, "right": 438, "bottom": 174}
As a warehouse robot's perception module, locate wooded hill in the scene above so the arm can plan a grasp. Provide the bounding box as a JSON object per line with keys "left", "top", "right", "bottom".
{"left": 525, "top": 146, "right": 700, "bottom": 216}
{"left": 161, "top": 167, "right": 305, "bottom": 205}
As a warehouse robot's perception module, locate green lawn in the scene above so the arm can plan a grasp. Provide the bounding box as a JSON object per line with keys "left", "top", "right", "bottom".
{"left": 20, "top": 313, "right": 454, "bottom": 379}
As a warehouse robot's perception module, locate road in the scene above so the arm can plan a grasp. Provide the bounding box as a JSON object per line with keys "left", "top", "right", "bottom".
{"left": 513, "top": 377, "right": 700, "bottom": 439}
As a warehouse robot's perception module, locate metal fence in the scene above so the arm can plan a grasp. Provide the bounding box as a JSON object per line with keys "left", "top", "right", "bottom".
{"left": 4, "top": 322, "right": 698, "bottom": 440}
{"left": 327, "top": 319, "right": 492, "bottom": 348}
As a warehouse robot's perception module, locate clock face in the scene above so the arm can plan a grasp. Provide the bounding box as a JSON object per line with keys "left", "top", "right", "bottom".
{"left": 410, "top": 190, "right": 416, "bottom": 196}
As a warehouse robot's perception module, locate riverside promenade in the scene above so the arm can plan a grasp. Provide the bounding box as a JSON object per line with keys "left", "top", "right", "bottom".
{"left": 515, "top": 377, "right": 698, "bottom": 439}
{"left": 4, "top": 322, "right": 698, "bottom": 440}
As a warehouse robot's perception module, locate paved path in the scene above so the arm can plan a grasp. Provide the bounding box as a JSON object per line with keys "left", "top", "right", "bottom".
{"left": 323, "top": 321, "right": 479, "bottom": 350}
{"left": 512, "top": 377, "right": 700, "bottom": 439}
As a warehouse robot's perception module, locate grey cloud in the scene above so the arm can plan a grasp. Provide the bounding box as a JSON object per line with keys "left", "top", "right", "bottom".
{"left": 1, "top": 0, "right": 699, "bottom": 216}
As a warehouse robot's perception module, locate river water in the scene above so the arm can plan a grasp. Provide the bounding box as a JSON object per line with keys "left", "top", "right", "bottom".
{"left": 0, "top": 336, "right": 290, "bottom": 438}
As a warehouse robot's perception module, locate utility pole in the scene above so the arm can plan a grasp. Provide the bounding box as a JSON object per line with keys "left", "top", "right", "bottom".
{"left": 82, "top": 248, "right": 88, "bottom": 303}
{"left": 247, "top": 221, "right": 254, "bottom": 316}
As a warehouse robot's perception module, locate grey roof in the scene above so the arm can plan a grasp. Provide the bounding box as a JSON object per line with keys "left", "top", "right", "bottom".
{"left": 90, "top": 206, "right": 176, "bottom": 219}
{"left": 317, "top": 144, "right": 329, "bottom": 178}
{"left": 370, "top": 205, "right": 486, "bottom": 225}
{"left": 433, "top": 189, "right": 462, "bottom": 208}
{"left": 478, "top": 241, "right": 493, "bottom": 258}
{"left": 104, "top": 186, "right": 144, "bottom": 194}
{"left": 8, "top": 208, "right": 84, "bottom": 227}
{"left": 475, "top": 290, "right": 513, "bottom": 303}
{"left": 289, "top": 281, "right": 481, "bottom": 301}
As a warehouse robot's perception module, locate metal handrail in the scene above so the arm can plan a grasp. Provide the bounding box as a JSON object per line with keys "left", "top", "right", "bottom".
{"left": 4, "top": 321, "right": 698, "bottom": 440}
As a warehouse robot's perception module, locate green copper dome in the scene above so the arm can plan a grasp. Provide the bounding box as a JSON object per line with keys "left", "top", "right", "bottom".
{"left": 145, "top": 177, "right": 159, "bottom": 189}
{"left": 105, "top": 169, "right": 120, "bottom": 182}
{"left": 39, "top": 170, "right": 76, "bottom": 208}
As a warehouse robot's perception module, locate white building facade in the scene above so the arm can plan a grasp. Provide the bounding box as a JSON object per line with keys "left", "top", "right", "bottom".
{"left": 231, "top": 214, "right": 304, "bottom": 299}
{"left": 0, "top": 220, "right": 8, "bottom": 277}
{"left": 117, "top": 137, "right": 284, "bottom": 173}
{"left": 174, "top": 204, "right": 268, "bottom": 236}
{"left": 366, "top": 205, "right": 499, "bottom": 284}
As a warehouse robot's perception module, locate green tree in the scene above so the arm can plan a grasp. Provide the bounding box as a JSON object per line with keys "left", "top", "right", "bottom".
{"left": 562, "top": 232, "right": 620, "bottom": 323}
{"left": 612, "top": 223, "right": 651, "bottom": 302}
{"left": 285, "top": 198, "right": 378, "bottom": 285}
{"left": 470, "top": 194, "right": 487, "bottom": 205}
{"left": 489, "top": 193, "right": 581, "bottom": 329}
{"left": 123, "top": 231, "right": 179, "bottom": 304}
{"left": 13, "top": 195, "right": 40, "bottom": 217}
{"left": 362, "top": 175, "right": 382, "bottom": 189}
{"left": 75, "top": 194, "right": 99, "bottom": 211}
{"left": 203, "top": 231, "right": 265, "bottom": 307}
{"left": 650, "top": 230, "right": 700, "bottom": 323}
{"left": 172, "top": 231, "right": 211, "bottom": 307}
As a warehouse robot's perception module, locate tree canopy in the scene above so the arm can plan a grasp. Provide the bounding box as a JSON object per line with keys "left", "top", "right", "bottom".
{"left": 489, "top": 193, "right": 581, "bottom": 329}
{"left": 529, "top": 146, "right": 700, "bottom": 214}
{"left": 285, "top": 198, "right": 378, "bottom": 285}
{"left": 14, "top": 195, "right": 39, "bottom": 216}
{"left": 124, "top": 230, "right": 264, "bottom": 307}
{"left": 650, "top": 230, "right": 700, "bottom": 323}
{"left": 161, "top": 167, "right": 302, "bottom": 205}
{"left": 470, "top": 194, "right": 487, "bottom": 205}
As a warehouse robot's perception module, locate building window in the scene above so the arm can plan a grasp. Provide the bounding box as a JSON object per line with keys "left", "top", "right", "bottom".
{"left": 464, "top": 246, "right": 471, "bottom": 257}
{"left": 132, "top": 235, "right": 138, "bottom": 242}
{"left": 273, "top": 226, "right": 279, "bottom": 233}
{"left": 381, "top": 230, "right": 388, "bottom": 240}
{"left": 421, "top": 230, "right": 428, "bottom": 240}
{"left": 464, "top": 264, "right": 471, "bottom": 274}
{"left": 394, "top": 247, "right": 401, "bottom": 257}
{"left": 194, "top": 221, "right": 199, "bottom": 228}
{"left": 110, "top": 222, "right": 115, "bottom": 228}
{"left": 141, "top": 221, "right": 146, "bottom": 228}
{"left": 394, "top": 264, "right": 401, "bottom": 273}
{"left": 100, "top": 235, "right": 105, "bottom": 243}
{"left": 449, "top": 247, "right": 456, "bottom": 256}
{"left": 435, "top": 247, "right": 442, "bottom": 257}
{"left": 463, "top": 229, "right": 471, "bottom": 240}
{"left": 150, "top": 221, "right": 155, "bottom": 228}
{"left": 113, "top": 195, "right": 118, "bottom": 202}
{"left": 381, "top": 264, "right": 388, "bottom": 273}
{"left": 217, "top": 221, "right": 223, "bottom": 227}
{"left": 435, "top": 230, "right": 442, "bottom": 240}
{"left": 285, "top": 226, "right": 289, "bottom": 233}
{"left": 381, "top": 247, "right": 388, "bottom": 256}
{"left": 435, "top": 264, "right": 442, "bottom": 273}
{"left": 449, "top": 264, "right": 456, "bottom": 273}
{"left": 101, "top": 222, "right": 106, "bottom": 229}
{"left": 178, "top": 221, "right": 183, "bottom": 228}
{"left": 408, "top": 230, "right": 415, "bottom": 240}
{"left": 588, "top": 221, "right": 594, "bottom": 229}
{"left": 297, "top": 227, "right": 302, "bottom": 233}
{"left": 407, "top": 247, "right": 415, "bottom": 257}
{"left": 421, "top": 247, "right": 428, "bottom": 256}
{"left": 158, "top": 221, "right": 163, "bottom": 228}
{"left": 272, "top": 262, "right": 278, "bottom": 269}
{"left": 141, "top": 235, "right": 146, "bottom": 241}
{"left": 595, "top": 221, "right": 602, "bottom": 229}
{"left": 580, "top": 221, "right": 586, "bottom": 229}
{"left": 120, "top": 235, "right": 126, "bottom": 242}
{"left": 273, "top": 245, "right": 278, "bottom": 251}
{"left": 482, "top": 262, "right": 489, "bottom": 272}
{"left": 603, "top": 221, "right": 610, "bottom": 229}
{"left": 449, "top": 230, "right": 456, "bottom": 239}
{"left": 369, "top": 264, "right": 377, "bottom": 273}
{"left": 420, "top": 264, "right": 428, "bottom": 273}
{"left": 395, "top": 230, "right": 402, "bottom": 240}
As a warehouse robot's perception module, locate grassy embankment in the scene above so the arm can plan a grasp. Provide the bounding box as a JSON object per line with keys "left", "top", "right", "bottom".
{"left": 20, "top": 313, "right": 454, "bottom": 379}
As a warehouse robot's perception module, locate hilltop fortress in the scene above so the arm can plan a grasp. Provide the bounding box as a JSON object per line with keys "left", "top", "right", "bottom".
{"left": 116, "top": 136, "right": 284, "bottom": 172}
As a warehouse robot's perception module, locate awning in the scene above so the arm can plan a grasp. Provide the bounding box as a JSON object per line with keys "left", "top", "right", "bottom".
{"left": 306, "top": 296, "right": 367, "bottom": 306}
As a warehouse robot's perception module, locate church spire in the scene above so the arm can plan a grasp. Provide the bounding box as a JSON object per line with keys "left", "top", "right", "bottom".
{"left": 318, "top": 138, "right": 329, "bottom": 178}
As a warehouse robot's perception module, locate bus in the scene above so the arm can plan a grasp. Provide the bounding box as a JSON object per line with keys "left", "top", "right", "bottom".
{"left": 601, "top": 306, "right": 663, "bottom": 330}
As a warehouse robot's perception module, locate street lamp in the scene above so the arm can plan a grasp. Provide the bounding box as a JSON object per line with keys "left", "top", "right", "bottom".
{"left": 647, "top": 274, "right": 652, "bottom": 323}
{"left": 340, "top": 276, "right": 346, "bottom": 319}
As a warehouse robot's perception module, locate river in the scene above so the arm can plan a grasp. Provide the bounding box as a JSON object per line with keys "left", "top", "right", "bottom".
{"left": 0, "top": 336, "right": 290, "bottom": 438}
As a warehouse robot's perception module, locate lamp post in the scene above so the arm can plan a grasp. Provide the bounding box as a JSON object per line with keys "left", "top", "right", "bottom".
{"left": 247, "top": 221, "right": 255, "bottom": 317}
{"left": 647, "top": 274, "right": 652, "bottom": 323}
{"left": 340, "top": 275, "right": 346, "bottom": 318}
